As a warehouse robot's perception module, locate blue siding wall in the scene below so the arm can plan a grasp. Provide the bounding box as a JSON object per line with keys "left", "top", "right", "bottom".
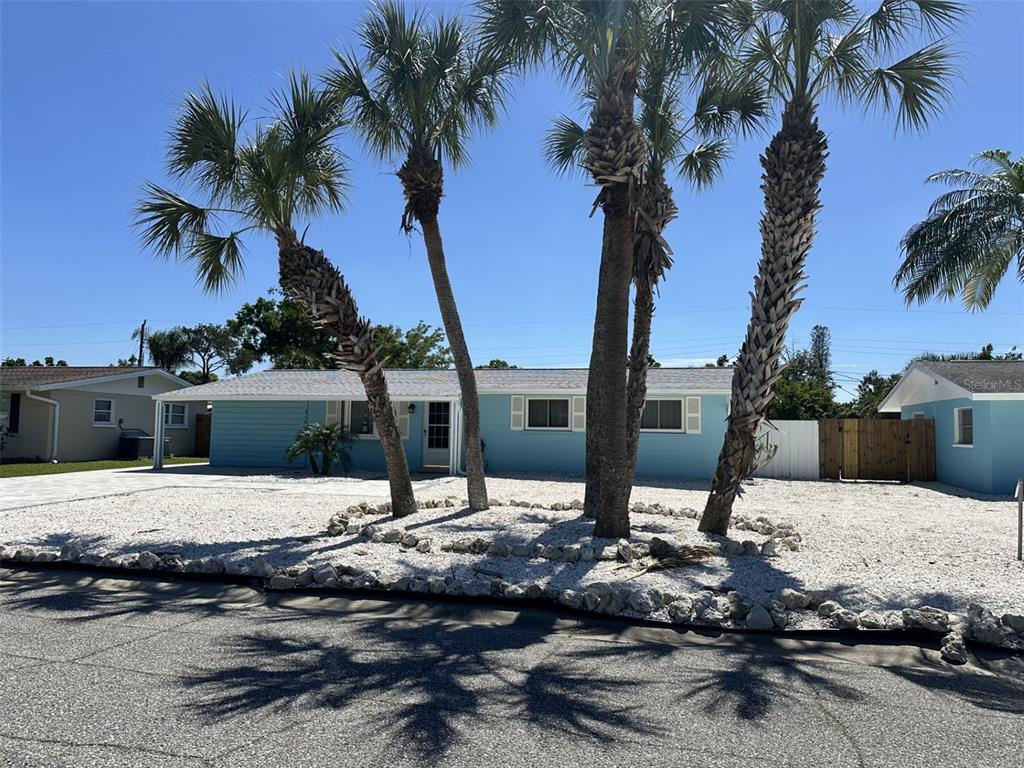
{"left": 210, "top": 400, "right": 313, "bottom": 468}
{"left": 902, "top": 399, "right": 997, "bottom": 494}
{"left": 989, "top": 401, "right": 1024, "bottom": 495}
{"left": 478, "top": 393, "right": 727, "bottom": 479}
{"left": 212, "top": 393, "right": 729, "bottom": 479}
{"left": 210, "top": 399, "right": 425, "bottom": 471}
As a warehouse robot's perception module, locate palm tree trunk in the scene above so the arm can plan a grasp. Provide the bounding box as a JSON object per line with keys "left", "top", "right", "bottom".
{"left": 590, "top": 184, "right": 634, "bottom": 539}
{"left": 418, "top": 214, "right": 489, "bottom": 510}
{"left": 583, "top": 240, "right": 610, "bottom": 520}
{"left": 699, "top": 97, "right": 827, "bottom": 535}
{"left": 583, "top": 68, "right": 646, "bottom": 539}
{"left": 277, "top": 232, "right": 417, "bottom": 518}
{"left": 625, "top": 279, "right": 654, "bottom": 481}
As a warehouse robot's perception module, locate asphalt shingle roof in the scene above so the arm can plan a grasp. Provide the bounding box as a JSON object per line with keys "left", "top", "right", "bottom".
{"left": 0, "top": 366, "right": 164, "bottom": 390}
{"left": 157, "top": 367, "right": 736, "bottom": 401}
{"left": 916, "top": 360, "right": 1024, "bottom": 394}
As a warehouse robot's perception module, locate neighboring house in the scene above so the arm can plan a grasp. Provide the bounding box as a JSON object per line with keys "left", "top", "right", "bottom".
{"left": 879, "top": 360, "right": 1024, "bottom": 495}
{"left": 153, "top": 368, "right": 733, "bottom": 479}
{"left": 0, "top": 366, "right": 194, "bottom": 462}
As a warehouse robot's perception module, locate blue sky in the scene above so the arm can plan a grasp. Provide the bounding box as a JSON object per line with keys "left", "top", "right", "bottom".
{"left": 2, "top": 1, "right": 1022, "bottom": 400}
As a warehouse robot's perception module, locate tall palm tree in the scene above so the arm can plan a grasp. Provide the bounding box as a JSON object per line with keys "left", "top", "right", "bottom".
{"left": 699, "top": 0, "right": 962, "bottom": 534}
{"left": 324, "top": 1, "right": 506, "bottom": 511}
{"left": 479, "top": 0, "right": 734, "bottom": 538}
{"left": 895, "top": 149, "right": 1023, "bottom": 310}
{"left": 546, "top": 72, "right": 765, "bottom": 504}
{"left": 135, "top": 74, "right": 417, "bottom": 517}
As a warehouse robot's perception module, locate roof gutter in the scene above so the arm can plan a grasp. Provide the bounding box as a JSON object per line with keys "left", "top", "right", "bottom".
{"left": 24, "top": 389, "right": 59, "bottom": 461}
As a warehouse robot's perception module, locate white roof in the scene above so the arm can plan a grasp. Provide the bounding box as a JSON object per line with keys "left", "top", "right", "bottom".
{"left": 156, "top": 367, "right": 735, "bottom": 402}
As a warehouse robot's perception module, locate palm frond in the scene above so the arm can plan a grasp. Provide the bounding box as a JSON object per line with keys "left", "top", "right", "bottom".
{"left": 543, "top": 114, "right": 587, "bottom": 176}
{"left": 862, "top": 40, "right": 958, "bottom": 131}
{"left": 185, "top": 231, "right": 248, "bottom": 294}
{"left": 167, "top": 83, "right": 243, "bottom": 200}
{"left": 678, "top": 139, "right": 730, "bottom": 189}
{"left": 134, "top": 182, "right": 213, "bottom": 257}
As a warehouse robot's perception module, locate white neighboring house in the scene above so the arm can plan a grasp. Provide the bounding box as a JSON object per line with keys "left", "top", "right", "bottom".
{"left": 0, "top": 366, "right": 193, "bottom": 462}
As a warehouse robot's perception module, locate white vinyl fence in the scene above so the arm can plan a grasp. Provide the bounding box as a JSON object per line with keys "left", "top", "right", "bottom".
{"left": 752, "top": 419, "right": 820, "bottom": 480}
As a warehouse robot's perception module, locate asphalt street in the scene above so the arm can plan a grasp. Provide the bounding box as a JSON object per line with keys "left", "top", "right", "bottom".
{"left": 0, "top": 567, "right": 1021, "bottom": 767}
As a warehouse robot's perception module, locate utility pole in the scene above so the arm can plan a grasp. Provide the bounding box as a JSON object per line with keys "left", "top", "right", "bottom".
{"left": 137, "top": 320, "right": 146, "bottom": 367}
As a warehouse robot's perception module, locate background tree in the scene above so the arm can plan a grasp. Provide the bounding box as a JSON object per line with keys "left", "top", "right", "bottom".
{"left": 2, "top": 357, "right": 68, "bottom": 367}
{"left": 700, "top": 0, "right": 962, "bottom": 535}
{"left": 229, "top": 290, "right": 337, "bottom": 370}
{"left": 895, "top": 149, "right": 1023, "bottom": 310}
{"left": 145, "top": 328, "right": 193, "bottom": 373}
{"left": 372, "top": 323, "right": 452, "bottom": 369}
{"left": 477, "top": 359, "right": 518, "bottom": 369}
{"left": 135, "top": 73, "right": 417, "bottom": 516}
{"left": 327, "top": 0, "right": 504, "bottom": 511}
{"left": 844, "top": 369, "right": 902, "bottom": 417}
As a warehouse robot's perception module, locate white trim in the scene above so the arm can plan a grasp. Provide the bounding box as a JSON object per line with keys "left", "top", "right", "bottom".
{"left": 153, "top": 387, "right": 732, "bottom": 403}
{"left": 39, "top": 369, "right": 191, "bottom": 392}
{"left": 92, "top": 398, "right": 116, "bottom": 427}
{"left": 953, "top": 406, "right": 974, "bottom": 447}
{"left": 163, "top": 402, "right": 189, "bottom": 429}
{"left": 524, "top": 396, "right": 572, "bottom": 431}
{"left": 153, "top": 399, "right": 165, "bottom": 470}
{"left": 975, "top": 393, "right": 1024, "bottom": 401}
{"left": 638, "top": 397, "right": 685, "bottom": 433}
{"left": 24, "top": 390, "right": 60, "bottom": 461}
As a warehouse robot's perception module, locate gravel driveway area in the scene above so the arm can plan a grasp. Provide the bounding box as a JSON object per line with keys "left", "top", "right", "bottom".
{"left": 2, "top": 473, "right": 1020, "bottom": 619}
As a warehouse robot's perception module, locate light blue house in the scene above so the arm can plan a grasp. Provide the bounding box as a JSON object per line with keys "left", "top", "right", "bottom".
{"left": 879, "top": 360, "right": 1024, "bottom": 495}
{"left": 153, "top": 368, "right": 734, "bottom": 480}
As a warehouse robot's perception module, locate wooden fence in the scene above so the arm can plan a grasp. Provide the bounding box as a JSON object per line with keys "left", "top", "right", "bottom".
{"left": 194, "top": 413, "right": 211, "bottom": 457}
{"left": 819, "top": 418, "right": 935, "bottom": 482}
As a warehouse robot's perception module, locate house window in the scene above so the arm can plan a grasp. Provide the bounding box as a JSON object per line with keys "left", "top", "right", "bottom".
{"left": 640, "top": 399, "right": 683, "bottom": 431}
{"left": 526, "top": 398, "right": 570, "bottom": 430}
{"left": 163, "top": 403, "right": 187, "bottom": 428}
{"left": 912, "top": 411, "right": 926, "bottom": 419}
{"left": 93, "top": 399, "right": 114, "bottom": 427}
{"left": 954, "top": 407, "right": 973, "bottom": 446}
{"left": 349, "top": 401, "right": 375, "bottom": 436}
{"left": 0, "top": 393, "right": 18, "bottom": 434}
{"left": 137, "top": 376, "right": 145, "bottom": 388}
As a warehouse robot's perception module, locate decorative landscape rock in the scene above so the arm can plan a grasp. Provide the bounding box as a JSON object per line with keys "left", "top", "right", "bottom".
{"left": 817, "top": 600, "right": 842, "bottom": 618}
{"left": 858, "top": 610, "right": 886, "bottom": 629}
{"left": 136, "top": 551, "right": 161, "bottom": 571}
{"left": 901, "top": 606, "right": 949, "bottom": 634}
{"left": 831, "top": 609, "right": 860, "bottom": 630}
{"left": 780, "top": 588, "right": 810, "bottom": 610}
{"left": 745, "top": 604, "right": 774, "bottom": 630}
{"left": 940, "top": 631, "right": 968, "bottom": 664}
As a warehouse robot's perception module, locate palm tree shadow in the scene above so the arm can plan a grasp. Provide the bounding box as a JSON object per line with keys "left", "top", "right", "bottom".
{"left": 179, "top": 610, "right": 663, "bottom": 761}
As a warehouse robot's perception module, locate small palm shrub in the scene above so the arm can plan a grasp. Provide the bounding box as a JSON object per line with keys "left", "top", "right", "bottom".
{"left": 285, "top": 423, "right": 355, "bottom": 476}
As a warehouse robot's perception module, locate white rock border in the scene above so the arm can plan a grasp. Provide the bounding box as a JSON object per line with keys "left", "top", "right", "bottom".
{"left": 2, "top": 540, "right": 1021, "bottom": 663}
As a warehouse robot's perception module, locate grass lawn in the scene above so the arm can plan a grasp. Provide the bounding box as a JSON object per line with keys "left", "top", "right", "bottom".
{"left": 0, "top": 457, "right": 207, "bottom": 478}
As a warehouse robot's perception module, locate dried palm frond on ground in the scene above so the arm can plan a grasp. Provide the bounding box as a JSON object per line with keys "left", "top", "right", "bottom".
{"left": 620, "top": 545, "right": 717, "bottom": 579}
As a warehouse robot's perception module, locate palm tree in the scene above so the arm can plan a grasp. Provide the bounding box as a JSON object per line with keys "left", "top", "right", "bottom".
{"left": 325, "top": 1, "right": 505, "bottom": 511}
{"left": 479, "top": 0, "right": 734, "bottom": 538}
{"left": 699, "top": 0, "right": 963, "bottom": 534}
{"left": 546, "top": 71, "right": 765, "bottom": 505}
{"left": 135, "top": 74, "right": 418, "bottom": 517}
{"left": 895, "top": 149, "right": 1023, "bottom": 310}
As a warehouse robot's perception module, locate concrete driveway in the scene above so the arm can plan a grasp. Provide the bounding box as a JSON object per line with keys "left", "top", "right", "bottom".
{"left": 0, "top": 464, "right": 461, "bottom": 511}
{"left": 1, "top": 567, "right": 1022, "bottom": 767}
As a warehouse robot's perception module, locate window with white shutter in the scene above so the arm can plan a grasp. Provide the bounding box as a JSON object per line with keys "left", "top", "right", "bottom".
{"left": 325, "top": 400, "right": 341, "bottom": 427}
{"left": 571, "top": 396, "right": 586, "bottom": 431}
{"left": 393, "top": 402, "right": 411, "bottom": 440}
{"left": 685, "top": 396, "right": 701, "bottom": 434}
{"left": 510, "top": 395, "right": 525, "bottom": 431}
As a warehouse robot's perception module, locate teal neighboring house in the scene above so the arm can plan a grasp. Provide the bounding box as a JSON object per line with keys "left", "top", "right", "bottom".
{"left": 879, "top": 360, "right": 1024, "bottom": 495}
{"left": 153, "top": 368, "right": 734, "bottom": 480}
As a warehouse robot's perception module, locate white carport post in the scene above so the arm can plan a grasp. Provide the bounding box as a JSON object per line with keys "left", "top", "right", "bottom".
{"left": 449, "top": 398, "right": 463, "bottom": 477}
{"left": 152, "top": 399, "right": 165, "bottom": 470}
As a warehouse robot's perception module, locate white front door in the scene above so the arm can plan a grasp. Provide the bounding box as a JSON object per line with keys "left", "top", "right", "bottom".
{"left": 422, "top": 401, "right": 451, "bottom": 470}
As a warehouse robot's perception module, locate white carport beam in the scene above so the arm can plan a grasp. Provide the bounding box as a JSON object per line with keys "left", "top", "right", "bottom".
{"left": 152, "top": 399, "right": 165, "bottom": 470}
{"left": 24, "top": 390, "right": 59, "bottom": 462}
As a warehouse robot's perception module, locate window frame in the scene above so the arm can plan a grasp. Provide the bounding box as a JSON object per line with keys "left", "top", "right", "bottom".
{"left": 0, "top": 393, "right": 12, "bottom": 434}
{"left": 953, "top": 406, "right": 974, "bottom": 447}
{"left": 524, "top": 397, "right": 572, "bottom": 431}
{"left": 639, "top": 398, "right": 685, "bottom": 433}
{"left": 347, "top": 400, "right": 378, "bottom": 439}
{"left": 92, "top": 398, "right": 115, "bottom": 428}
{"left": 163, "top": 402, "right": 188, "bottom": 429}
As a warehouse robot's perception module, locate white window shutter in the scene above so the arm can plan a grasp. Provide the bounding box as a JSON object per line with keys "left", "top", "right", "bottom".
{"left": 510, "top": 396, "right": 525, "bottom": 431}
{"left": 392, "top": 402, "right": 410, "bottom": 440}
{"left": 326, "top": 400, "right": 340, "bottom": 426}
{"left": 685, "top": 396, "right": 701, "bottom": 434}
{"left": 571, "top": 396, "right": 586, "bottom": 431}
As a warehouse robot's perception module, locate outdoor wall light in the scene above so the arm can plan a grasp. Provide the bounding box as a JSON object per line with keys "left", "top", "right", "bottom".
{"left": 407, "top": 403, "right": 416, "bottom": 414}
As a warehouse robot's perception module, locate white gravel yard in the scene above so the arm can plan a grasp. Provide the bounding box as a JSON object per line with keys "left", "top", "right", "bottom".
{"left": 2, "top": 473, "right": 1021, "bottom": 623}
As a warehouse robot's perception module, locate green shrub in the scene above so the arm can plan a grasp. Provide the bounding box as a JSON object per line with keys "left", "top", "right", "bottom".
{"left": 285, "top": 423, "right": 355, "bottom": 476}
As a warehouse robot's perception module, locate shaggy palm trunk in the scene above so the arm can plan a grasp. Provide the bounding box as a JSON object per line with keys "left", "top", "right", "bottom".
{"left": 277, "top": 232, "right": 417, "bottom": 518}
{"left": 583, "top": 241, "right": 610, "bottom": 520}
{"left": 584, "top": 68, "right": 646, "bottom": 539}
{"left": 699, "top": 97, "right": 827, "bottom": 535}
{"left": 625, "top": 168, "right": 676, "bottom": 487}
{"left": 399, "top": 153, "right": 488, "bottom": 511}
